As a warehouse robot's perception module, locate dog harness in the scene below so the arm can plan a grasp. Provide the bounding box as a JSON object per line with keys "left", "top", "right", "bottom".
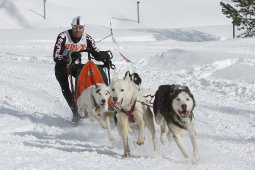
{"left": 121, "top": 100, "right": 136, "bottom": 122}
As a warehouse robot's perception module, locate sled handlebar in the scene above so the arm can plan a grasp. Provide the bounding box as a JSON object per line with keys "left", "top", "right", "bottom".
{"left": 67, "top": 49, "right": 114, "bottom": 69}
{"left": 79, "top": 49, "right": 113, "bottom": 60}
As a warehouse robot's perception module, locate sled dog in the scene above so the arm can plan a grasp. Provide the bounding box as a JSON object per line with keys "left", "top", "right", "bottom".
{"left": 77, "top": 83, "right": 115, "bottom": 144}
{"left": 153, "top": 84, "right": 199, "bottom": 163}
{"left": 110, "top": 75, "right": 158, "bottom": 157}
{"left": 124, "top": 71, "right": 142, "bottom": 88}
{"left": 123, "top": 71, "right": 153, "bottom": 105}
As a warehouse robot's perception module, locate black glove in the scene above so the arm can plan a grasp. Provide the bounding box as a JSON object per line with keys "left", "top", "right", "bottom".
{"left": 71, "top": 51, "right": 81, "bottom": 61}
{"left": 100, "top": 51, "right": 113, "bottom": 68}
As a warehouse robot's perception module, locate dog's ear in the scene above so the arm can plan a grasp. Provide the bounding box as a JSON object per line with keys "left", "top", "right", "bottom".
{"left": 132, "top": 73, "right": 142, "bottom": 86}
{"left": 124, "top": 71, "right": 131, "bottom": 81}
{"left": 169, "top": 84, "right": 176, "bottom": 95}
{"left": 183, "top": 86, "right": 191, "bottom": 93}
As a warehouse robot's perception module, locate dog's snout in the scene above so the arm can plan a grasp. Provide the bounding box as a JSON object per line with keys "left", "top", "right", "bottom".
{"left": 181, "top": 104, "right": 187, "bottom": 110}
{"left": 112, "top": 97, "right": 118, "bottom": 102}
{"left": 101, "top": 99, "right": 106, "bottom": 104}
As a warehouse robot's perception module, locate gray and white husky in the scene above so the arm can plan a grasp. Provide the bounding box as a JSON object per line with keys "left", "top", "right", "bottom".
{"left": 153, "top": 84, "right": 199, "bottom": 163}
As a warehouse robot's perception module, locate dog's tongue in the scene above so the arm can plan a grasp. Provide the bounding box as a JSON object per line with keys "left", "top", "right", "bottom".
{"left": 179, "top": 110, "right": 189, "bottom": 118}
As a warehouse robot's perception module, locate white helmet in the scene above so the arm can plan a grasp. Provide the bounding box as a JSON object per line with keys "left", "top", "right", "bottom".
{"left": 71, "top": 16, "right": 85, "bottom": 26}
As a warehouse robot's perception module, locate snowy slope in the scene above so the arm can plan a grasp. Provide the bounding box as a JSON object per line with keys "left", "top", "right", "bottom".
{"left": 0, "top": 0, "right": 254, "bottom": 170}
{"left": 1, "top": 0, "right": 230, "bottom": 29}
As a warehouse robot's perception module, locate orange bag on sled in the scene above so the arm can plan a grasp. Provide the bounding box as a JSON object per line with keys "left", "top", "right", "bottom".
{"left": 76, "top": 61, "right": 104, "bottom": 100}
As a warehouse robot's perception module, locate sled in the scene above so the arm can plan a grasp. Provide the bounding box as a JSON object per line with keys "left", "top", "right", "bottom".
{"left": 76, "top": 60, "right": 105, "bottom": 99}
{"left": 66, "top": 49, "right": 115, "bottom": 104}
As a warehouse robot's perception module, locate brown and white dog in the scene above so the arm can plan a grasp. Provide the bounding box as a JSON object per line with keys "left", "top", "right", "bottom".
{"left": 110, "top": 74, "right": 158, "bottom": 157}
{"left": 153, "top": 84, "right": 199, "bottom": 163}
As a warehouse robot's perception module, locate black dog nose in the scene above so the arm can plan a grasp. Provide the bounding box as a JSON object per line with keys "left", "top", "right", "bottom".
{"left": 181, "top": 104, "right": 187, "bottom": 110}
{"left": 112, "top": 97, "right": 118, "bottom": 102}
{"left": 101, "top": 99, "right": 106, "bottom": 104}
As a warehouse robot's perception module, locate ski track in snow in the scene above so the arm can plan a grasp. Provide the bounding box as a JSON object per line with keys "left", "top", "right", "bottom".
{"left": 0, "top": 30, "right": 255, "bottom": 169}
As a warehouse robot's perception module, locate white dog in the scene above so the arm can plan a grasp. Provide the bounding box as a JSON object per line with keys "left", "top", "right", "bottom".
{"left": 77, "top": 83, "right": 115, "bottom": 144}
{"left": 110, "top": 76, "right": 158, "bottom": 157}
{"left": 153, "top": 84, "right": 199, "bottom": 163}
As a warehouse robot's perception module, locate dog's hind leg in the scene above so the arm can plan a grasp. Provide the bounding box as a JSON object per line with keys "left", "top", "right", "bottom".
{"left": 117, "top": 113, "right": 130, "bottom": 157}
{"left": 188, "top": 122, "right": 199, "bottom": 163}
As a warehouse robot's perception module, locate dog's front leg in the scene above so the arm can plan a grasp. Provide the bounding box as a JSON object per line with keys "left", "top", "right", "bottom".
{"left": 103, "top": 112, "right": 115, "bottom": 145}
{"left": 133, "top": 111, "right": 145, "bottom": 145}
{"left": 169, "top": 124, "right": 189, "bottom": 159}
{"left": 90, "top": 109, "right": 107, "bottom": 128}
{"left": 77, "top": 99, "right": 85, "bottom": 118}
{"left": 188, "top": 122, "right": 199, "bottom": 163}
{"left": 144, "top": 107, "right": 159, "bottom": 151}
{"left": 117, "top": 112, "right": 130, "bottom": 157}
{"left": 155, "top": 112, "right": 164, "bottom": 125}
{"left": 160, "top": 120, "right": 170, "bottom": 145}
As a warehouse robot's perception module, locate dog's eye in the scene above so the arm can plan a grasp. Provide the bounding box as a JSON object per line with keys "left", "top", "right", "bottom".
{"left": 176, "top": 98, "right": 180, "bottom": 101}
{"left": 112, "top": 89, "right": 115, "bottom": 92}
{"left": 186, "top": 98, "right": 190, "bottom": 101}
{"left": 121, "top": 89, "right": 124, "bottom": 92}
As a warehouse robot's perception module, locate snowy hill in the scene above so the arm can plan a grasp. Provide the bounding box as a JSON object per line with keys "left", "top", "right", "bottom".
{"left": 0, "top": 0, "right": 254, "bottom": 169}
{"left": 1, "top": 0, "right": 230, "bottom": 29}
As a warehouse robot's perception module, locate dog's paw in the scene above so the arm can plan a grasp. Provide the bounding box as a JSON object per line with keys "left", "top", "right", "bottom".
{"left": 192, "top": 152, "right": 200, "bottom": 164}
{"left": 136, "top": 137, "right": 145, "bottom": 146}
{"left": 78, "top": 112, "right": 85, "bottom": 118}
{"left": 122, "top": 152, "right": 130, "bottom": 158}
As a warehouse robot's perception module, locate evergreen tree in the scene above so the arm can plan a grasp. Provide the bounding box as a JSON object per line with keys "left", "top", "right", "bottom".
{"left": 220, "top": 0, "right": 255, "bottom": 38}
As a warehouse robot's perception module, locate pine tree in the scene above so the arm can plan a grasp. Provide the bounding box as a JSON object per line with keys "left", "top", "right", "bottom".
{"left": 220, "top": 0, "right": 255, "bottom": 38}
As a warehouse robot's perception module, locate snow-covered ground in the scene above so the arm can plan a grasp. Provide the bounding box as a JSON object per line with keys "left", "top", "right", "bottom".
{"left": 0, "top": 0, "right": 254, "bottom": 169}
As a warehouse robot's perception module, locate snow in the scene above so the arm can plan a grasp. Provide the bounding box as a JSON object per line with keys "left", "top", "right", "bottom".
{"left": 0, "top": 0, "right": 254, "bottom": 169}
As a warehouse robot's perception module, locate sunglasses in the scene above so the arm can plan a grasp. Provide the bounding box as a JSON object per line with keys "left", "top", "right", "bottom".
{"left": 72, "top": 25, "right": 84, "bottom": 29}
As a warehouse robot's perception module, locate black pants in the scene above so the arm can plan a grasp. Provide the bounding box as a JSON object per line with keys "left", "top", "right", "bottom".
{"left": 55, "top": 63, "right": 108, "bottom": 113}
{"left": 55, "top": 64, "right": 80, "bottom": 112}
